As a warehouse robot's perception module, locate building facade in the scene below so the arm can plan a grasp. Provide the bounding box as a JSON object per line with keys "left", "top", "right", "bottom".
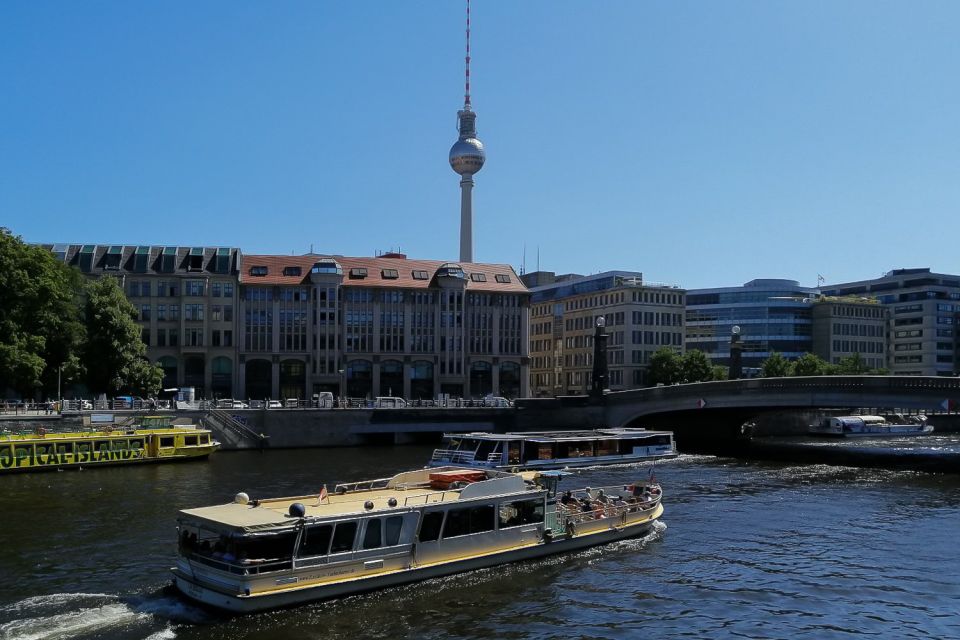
{"left": 46, "top": 245, "right": 530, "bottom": 400}
{"left": 821, "top": 268, "right": 960, "bottom": 376}
{"left": 237, "top": 254, "right": 529, "bottom": 401}
{"left": 685, "top": 279, "right": 818, "bottom": 374}
{"left": 810, "top": 298, "right": 887, "bottom": 370}
{"left": 524, "top": 271, "right": 686, "bottom": 396}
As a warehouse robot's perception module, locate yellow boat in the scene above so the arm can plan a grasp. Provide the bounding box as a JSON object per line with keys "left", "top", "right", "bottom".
{"left": 0, "top": 416, "right": 220, "bottom": 473}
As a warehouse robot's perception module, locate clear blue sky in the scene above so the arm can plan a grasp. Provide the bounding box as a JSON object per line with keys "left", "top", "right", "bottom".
{"left": 2, "top": 1, "right": 958, "bottom": 289}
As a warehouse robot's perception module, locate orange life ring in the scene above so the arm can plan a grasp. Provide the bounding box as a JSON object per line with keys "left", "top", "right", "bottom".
{"left": 36, "top": 427, "right": 47, "bottom": 437}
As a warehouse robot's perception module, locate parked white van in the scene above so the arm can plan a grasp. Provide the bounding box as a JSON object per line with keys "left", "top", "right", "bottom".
{"left": 374, "top": 397, "right": 407, "bottom": 408}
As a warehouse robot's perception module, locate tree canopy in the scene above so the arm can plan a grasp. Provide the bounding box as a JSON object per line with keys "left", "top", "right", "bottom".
{"left": 648, "top": 347, "right": 724, "bottom": 385}
{"left": 760, "top": 352, "right": 793, "bottom": 378}
{"left": 0, "top": 228, "right": 85, "bottom": 396}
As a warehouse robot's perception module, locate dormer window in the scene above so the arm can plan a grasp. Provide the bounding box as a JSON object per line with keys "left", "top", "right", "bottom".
{"left": 469, "top": 273, "right": 487, "bottom": 282}
{"left": 495, "top": 274, "right": 511, "bottom": 283}
{"left": 215, "top": 247, "right": 230, "bottom": 274}
{"left": 161, "top": 246, "right": 178, "bottom": 273}
{"left": 250, "top": 266, "right": 268, "bottom": 276}
{"left": 283, "top": 266, "right": 302, "bottom": 277}
{"left": 381, "top": 269, "right": 399, "bottom": 279}
{"left": 349, "top": 268, "right": 368, "bottom": 279}
{"left": 103, "top": 246, "right": 122, "bottom": 270}
{"left": 188, "top": 247, "right": 204, "bottom": 272}
{"left": 134, "top": 246, "right": 150, "bottom": 272}
{"left": 311, "top": 260, "right": 342, "bottom": 275}
{"left": 78, "top": 245, "right": 95, "bottom": 272}
{"left": 412, "top": 270, "right": 429, "bottom": 280}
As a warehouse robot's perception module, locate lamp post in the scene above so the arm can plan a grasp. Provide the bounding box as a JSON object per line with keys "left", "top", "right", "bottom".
{"left": 729, "top": 325, "right": 743, "bottom": 380}
{"left": 338, "top": 368, "right": 346, "bottom": 408}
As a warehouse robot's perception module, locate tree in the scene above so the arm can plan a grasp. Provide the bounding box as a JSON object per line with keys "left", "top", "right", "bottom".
{"left": 710, "top": 365, "right": 728, "bottom": 381}
{"left": 680, "top": 349, "right": 714, "bottom": 383}
{"left": 0, "top": 228, "right": 85, "bottom": 397}
{"left": 648, "top": 347, "right": 682, "bottom": 386}
{"left": 836, "top": 353, "right": 869, "bottom": 375}
{"left": 761, "top": 352, "right": 793, "bottom": 378}
{"left": 792, "top": 353, "right": 829, "bottom": 377}
{"left": 82, "top": 277, "right": 162, "bottom": 396}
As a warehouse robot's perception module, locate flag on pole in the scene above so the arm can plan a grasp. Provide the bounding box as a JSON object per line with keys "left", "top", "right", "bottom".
{"left": 316, "top": 484, "right": 328, "bottom": 505}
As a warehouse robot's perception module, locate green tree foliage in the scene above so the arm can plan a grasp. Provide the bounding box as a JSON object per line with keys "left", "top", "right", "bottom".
{"left": 680, "top": 349, "right": 715, "bottom": 383}
{"left": 761, "top": 351, "right": 793, "bottom": 378}
{"left": 836, "top": 353, "right": 869, "bottom": 375}
{"left": 711, "top": 365, "right": 728, "bottom": 381}
{"left": 82, "top": 277, "right": 162, "bottom": 396}
{"left": 0, "top": 228, "right": 85, "bottom": 396}
{"left": 648, "top": 347, "right": 682, "bottom": 386}
{"left": 791, "top": 352, "right": 830, "bottom": 377}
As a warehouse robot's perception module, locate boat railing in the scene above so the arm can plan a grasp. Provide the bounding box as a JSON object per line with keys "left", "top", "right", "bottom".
{"left": 401, "top": 490, "right": 459, "bottom": 506}
{"left": 429, "top": 449, "right": 478, "bottom": 465}
{"left": 554, "top": 484, "right": 662, "bottom": 527}
{"left": 334, "top": 478, "right": 392, "bottom": 493}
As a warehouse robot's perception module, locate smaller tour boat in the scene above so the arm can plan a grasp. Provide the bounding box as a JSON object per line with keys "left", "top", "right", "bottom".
{"left": 428, "top": 428, "right": 676, "bottom": 470}
{"left": 0, "top": 415, "right": 220, "bottom": 473}
{"left": 171, "top": 467, "right": 663, "bottom": 613}
{"left": 808, "top": 414, "right": 933, "bottom": 438}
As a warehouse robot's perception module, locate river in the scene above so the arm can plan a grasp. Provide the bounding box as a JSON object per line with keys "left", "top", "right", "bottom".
{"left": 1, "top": 445, "right": 959, "bottom": 639}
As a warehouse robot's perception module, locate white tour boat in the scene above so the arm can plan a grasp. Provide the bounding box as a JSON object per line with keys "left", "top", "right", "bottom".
{"left": 428, "top": 428, "right": 676, "bottom": 470}
{"left": 808, "top": 414, "right": 933, "bottom": 438}
{"left": 171, "top": 467, "right": 663, "bottom": 613}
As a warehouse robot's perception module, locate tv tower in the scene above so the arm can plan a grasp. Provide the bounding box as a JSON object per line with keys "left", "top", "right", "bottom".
{"left": 449, "top": 0, "right": 485, "bottom": 264}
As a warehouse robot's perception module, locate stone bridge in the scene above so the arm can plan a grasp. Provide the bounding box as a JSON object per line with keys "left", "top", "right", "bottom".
{"left": 604, "top": 375, "right": 960, "bottom": 445}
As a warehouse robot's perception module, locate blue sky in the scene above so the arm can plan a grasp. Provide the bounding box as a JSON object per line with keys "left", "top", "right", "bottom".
{"left": 2, "top": 1, "right": 958, "bottom": 289}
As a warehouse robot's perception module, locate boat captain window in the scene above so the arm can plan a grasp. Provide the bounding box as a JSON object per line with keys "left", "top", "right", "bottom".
{"left": 418, "top": 511, "right": 445, "bottom": 542}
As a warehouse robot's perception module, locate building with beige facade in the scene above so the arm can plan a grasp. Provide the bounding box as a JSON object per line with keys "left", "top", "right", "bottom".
{"left": 523, "top": 271, "right": 685, "bottom": 396}
{"left": 46, "top": 245, "right": 529, "bottom": 401}
{"left": 811, "top": 297, "right": 887, "bottom": 370}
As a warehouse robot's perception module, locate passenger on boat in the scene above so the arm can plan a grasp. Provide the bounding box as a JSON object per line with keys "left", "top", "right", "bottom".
{"left": 560, "top": 490, "right": 576, "bottom": 506}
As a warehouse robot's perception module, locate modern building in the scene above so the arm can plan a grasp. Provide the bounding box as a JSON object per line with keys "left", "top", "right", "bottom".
{"left": 821, "top": 268, "right": 960, "bottom": 376}
{"left": 47, "top": 244, "right": 242, "bottom": 398}
{"left": 238, "top": 254, "right": 529, "bottom": 401}
{"left": 685, "top": 279, "right": 817, "bottom": 374}
{"left": 810, "top": 297, "right": 887, "bottom": 370}
{"left": 524, "top": 271, "right": 686, "bottom": 395}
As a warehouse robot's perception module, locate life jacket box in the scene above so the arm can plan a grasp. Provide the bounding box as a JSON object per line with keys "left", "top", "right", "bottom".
{"left": 429, "top": 470, "right": 487, "bottom": 490}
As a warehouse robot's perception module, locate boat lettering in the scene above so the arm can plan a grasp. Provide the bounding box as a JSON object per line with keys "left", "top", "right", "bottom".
{"left": 0, "top": 449, "right": 13, "bottom": 469}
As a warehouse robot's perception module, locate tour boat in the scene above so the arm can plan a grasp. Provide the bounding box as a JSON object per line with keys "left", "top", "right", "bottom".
{"left": 171, "top": 467, "right": 663, "bottom": 613}
{"left": 808, "top": 414, "right": 933, "bottom": 438}
{"left": 0, "top": 416, "right": 220, "bottom": 473}
{"left": 428, "top": 428, "right": 676, "bottom": 470}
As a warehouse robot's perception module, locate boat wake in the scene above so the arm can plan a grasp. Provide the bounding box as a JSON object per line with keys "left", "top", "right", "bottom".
{"left": 0, "top": 590, "right": 213, "bottom": 640}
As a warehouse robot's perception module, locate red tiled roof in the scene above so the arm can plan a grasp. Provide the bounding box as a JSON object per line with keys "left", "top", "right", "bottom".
{"left": 241, "top": 255, "right": 528, "bottom": 293}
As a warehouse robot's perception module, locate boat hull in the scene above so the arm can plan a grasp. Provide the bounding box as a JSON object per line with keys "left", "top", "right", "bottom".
{"left": 172, "top": 506, "right": 662, "bottom": 614}
{"left": 808, "top": 425, "right": 934, "bottom": 438}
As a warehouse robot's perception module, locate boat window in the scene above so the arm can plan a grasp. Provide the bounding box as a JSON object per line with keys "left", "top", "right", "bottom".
{"left": 185, "top": 435, "right": 198, "bottom": 446}
{"left": 330, "top": 521, "right": 358, "bottom": 553}
{"left": 418, "top": 511, "right": 445, "bottom": 542}
{"left": 160, "top": 437, "right": 175, "bottom": 447}
{"left": 362, "top": 518, "right": 382, "bottom": 549}
{"left": 200, "top": 434, "right": 209, "bottom": 444}
{"left": 536, "top": 443, "right": 554, "bottom": 461}
{"left": 385, "top": 515, "right": 403, "bottom": 546}
{"left": 35, "top": 444, "right": 52, "bottom": 457}
{"left": 299, "top": 524, "right": 333, "bottom": 557}
{"left": 129, "top": 439, "right": 143, "bottom": 449}
{"left": 442, "top": 504, "right": 495, "bottom": 538}
{"left": 499, "top": 499, "right": 545, "bottom": 529}
{"left": 56, "top": 442, "right": 74, "bottom": 455}
{"left": 95, "top": 440, "right": 110, "bottom": 452}
{"left": 475, "top": 439, "right": 497, "bottom": 461}
{"left": 596, "top": 439, "right": 617, "bottom": 456}
{"left": 235, "top": 532, "right": 297, "bottom": 562}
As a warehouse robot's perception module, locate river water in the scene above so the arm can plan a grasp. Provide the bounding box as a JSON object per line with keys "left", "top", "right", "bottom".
{"left": 1, "top": 444, "right": 959, "bottom": 640}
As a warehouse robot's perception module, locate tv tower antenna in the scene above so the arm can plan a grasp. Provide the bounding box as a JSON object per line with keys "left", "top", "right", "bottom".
{"left": 449, "top": 0, "right": 485, "bottom": 264}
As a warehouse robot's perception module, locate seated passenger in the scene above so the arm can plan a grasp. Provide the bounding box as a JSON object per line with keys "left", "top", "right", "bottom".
{"left": 560, "top": 490, "right": 576, "bottom": 506}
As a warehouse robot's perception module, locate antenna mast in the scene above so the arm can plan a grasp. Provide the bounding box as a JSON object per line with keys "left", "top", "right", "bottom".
{"left": 464, "top": 0, "right": 472, "bottom": 109}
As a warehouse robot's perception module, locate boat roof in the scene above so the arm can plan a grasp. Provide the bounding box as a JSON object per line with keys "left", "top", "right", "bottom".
{"left": 441, "top": 428, "right": 673, "bottom": 443}
{"left": 177, "top": 467, "right": 535, "bottom": 535}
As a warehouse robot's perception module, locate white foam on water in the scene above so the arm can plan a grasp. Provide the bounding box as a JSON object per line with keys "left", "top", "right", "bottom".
{"left": 0, "top": 602, "right": 149, "bottom": 640}
{"left": 144, "top": 625, "right": 177, "bottom": 640}
{"left": 0, "top": 593, "right": 112, "bottom": 614}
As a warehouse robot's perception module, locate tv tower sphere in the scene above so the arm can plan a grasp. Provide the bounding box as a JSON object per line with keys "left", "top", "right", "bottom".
{"left": 449, "top": 118, "right": 485, "bottom": 175}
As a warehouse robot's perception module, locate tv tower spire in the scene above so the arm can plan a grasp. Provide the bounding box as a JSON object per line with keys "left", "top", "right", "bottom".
{"left": 449, "top": 0, "right": 485, "bottom": 264}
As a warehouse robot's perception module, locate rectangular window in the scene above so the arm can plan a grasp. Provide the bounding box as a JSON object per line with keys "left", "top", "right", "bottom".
{"left": 249, "top": 266, "right": 268, "bottom": 277}
{"left": 157, "top": 304, "right": 166, "bottom": 321}
{"left": 495, "top": 274, "right": 511, "bottom": 283}
{"left": 223, "top": 283, "right": 234, "bottom": 298}
{"left": 385, "top": 515, "right": 403, "bottom": 546}
{"left": 418, "top": 511, "right": 444, "bottom": 543}
{"left": 469, "top": 273, "right": 487, "bottom": 282}
{"left": 442, "top": 505, "right": 495, "bottom": 538}
{"left": 224, "top": 305, "right": 233, "bottom": 321}
{"left": 381, "top": 269, "right": 399, "bottom": 279}
{"left": 299, "top": 524, "right": 332, "bottom": 557}
{"left": 330, "top": 522, "right": 358, "bottom": 553}
{"left": 169, "top": 328, "right": 179, "bottom": 346}
{"left": 215, "top": 247, "right": 230, "bottom": 274}
{"left": 283, "top": 266, "right": 302, "bottom": 277}
{"left": 362, "top": 519, "right": 383, "bottom": 549}
{"left": 223, "top": 330, "right": 233, "bottom": 347}
{"left": 412, "top": 270, "right": 429, "bottom": 280}
{"left": 212, "top": 282, "right": 222, "bottom": 297}
{"left": 185, "top": 280, "right": 205, "bottom": 296}
{"left": 157, "top": 329, "right": 166, "bottom": 347}
{"left": 349, "top": 268, "right": 368, "bottom": 279}
{"left": 498, "top": 499, "right": 545, "bottom": 528}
